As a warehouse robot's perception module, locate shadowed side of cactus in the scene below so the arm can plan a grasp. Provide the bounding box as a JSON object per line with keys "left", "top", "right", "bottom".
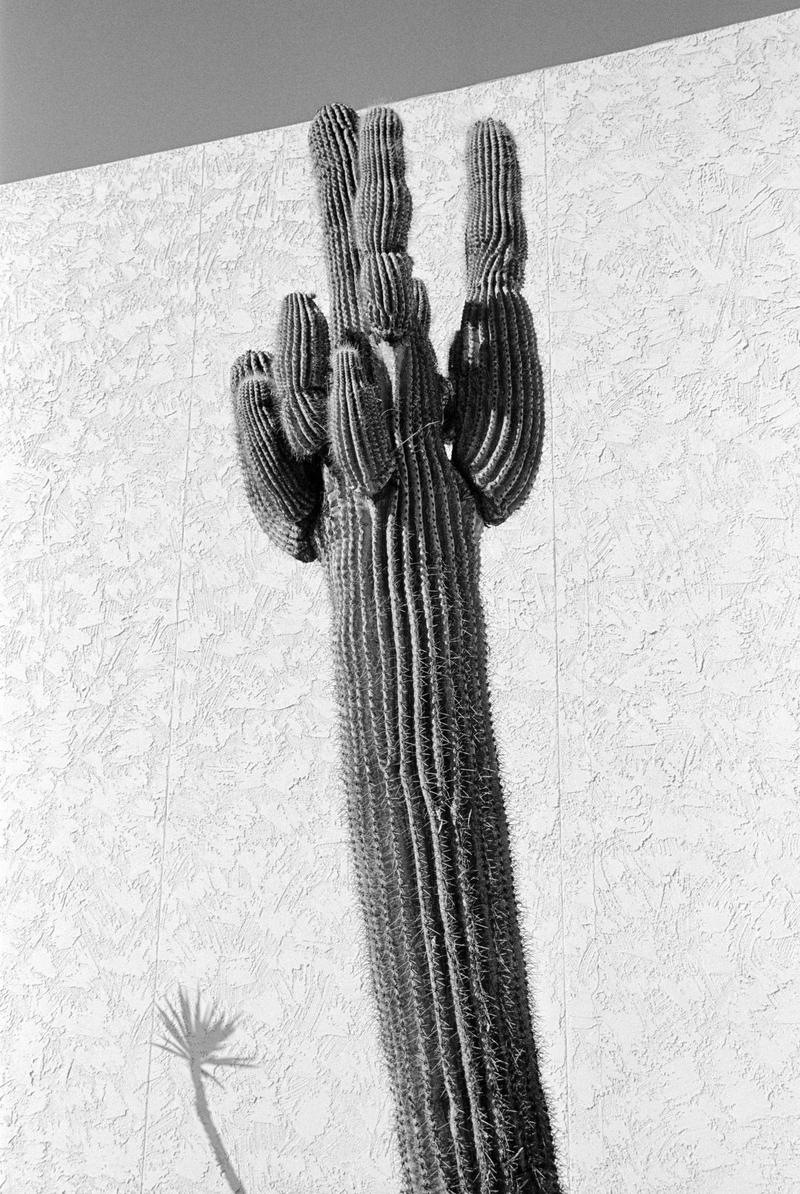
{"left": 229, "top": 103, "right": 562, "bottom": 1194}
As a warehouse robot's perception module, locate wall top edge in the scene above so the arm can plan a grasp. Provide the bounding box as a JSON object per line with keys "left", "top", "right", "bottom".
{"left": 1, "top": 6, "right": 797, "bottom": 193}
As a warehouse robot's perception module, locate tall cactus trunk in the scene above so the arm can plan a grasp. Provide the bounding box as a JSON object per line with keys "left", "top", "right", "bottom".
{"left": 317, "top": 339, "right": 560, "bottom": 1194}
{"left": 229, "top": 102, "right": 564, "bottom": 1194}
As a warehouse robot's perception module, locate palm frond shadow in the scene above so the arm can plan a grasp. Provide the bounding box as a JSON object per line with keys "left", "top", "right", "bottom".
{"left": 153, "top": 985, "right": 259, "bottom": 1193}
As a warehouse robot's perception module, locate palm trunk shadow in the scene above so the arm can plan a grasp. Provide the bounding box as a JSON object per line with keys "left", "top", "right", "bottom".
{"left": 153, "top": 985, "right": 259, "bottom": 1194}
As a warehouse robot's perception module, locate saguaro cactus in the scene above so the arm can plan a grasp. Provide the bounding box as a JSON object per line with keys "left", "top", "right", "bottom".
{"left": 230, "top": 103, "right": 562, "bottom": 1194}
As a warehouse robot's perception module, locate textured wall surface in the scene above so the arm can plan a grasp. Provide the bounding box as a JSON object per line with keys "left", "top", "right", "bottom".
{"left": 2, "top": 10, "right": 799, "bottom": 1193}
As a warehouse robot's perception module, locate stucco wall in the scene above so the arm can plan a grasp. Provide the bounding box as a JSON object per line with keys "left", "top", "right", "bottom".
{"left": 2, "top": 10, "right": 798, "bottom": 1192}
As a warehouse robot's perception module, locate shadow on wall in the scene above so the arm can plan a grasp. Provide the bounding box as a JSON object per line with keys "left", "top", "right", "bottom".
{"left": 153, "top": 986, "right": 259, "bottom": 1193}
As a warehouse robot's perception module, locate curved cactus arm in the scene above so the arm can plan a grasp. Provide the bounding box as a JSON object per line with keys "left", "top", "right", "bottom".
{"left": 449, "top": 118, "right": 546, "bottom": 527}
{"left": 230, "top": 349, "right": 322, "bottom": 562}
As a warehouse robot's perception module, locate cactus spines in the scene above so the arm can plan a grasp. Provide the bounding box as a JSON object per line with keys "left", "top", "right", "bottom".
{"left": 230, "top": 103, "right": 561, "bottom": 1194}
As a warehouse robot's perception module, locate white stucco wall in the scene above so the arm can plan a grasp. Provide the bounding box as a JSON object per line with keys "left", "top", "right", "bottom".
{"left": 2, "top": 10, "right": 798, "bottom": 1192}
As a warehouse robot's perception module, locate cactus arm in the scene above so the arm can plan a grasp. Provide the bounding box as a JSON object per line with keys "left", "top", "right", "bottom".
{"left": 411, "top": 277, "right": 431, "bottom": 337}
{"left": 449, "top": 119, "right": 545, "bottom": 527}
{"left": 308, "top": 104, "right": 364, "bottom": 345}
{"left": 230, "top": 349, "right": 321, "bottom": 562}
{"left": 329, "top": 331, "right": 395, "bottom": 495}
{"left": 355, "top": 107, "right": 415, "bottom": 343}
{"left": 273, "top": 291, "right": 330, "bottom": 460}
{"left": 307, "top": 104, "right": 398, "bottom": 497}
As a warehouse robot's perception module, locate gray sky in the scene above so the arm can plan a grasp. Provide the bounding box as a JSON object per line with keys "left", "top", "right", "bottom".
{"left": 1, "top": 0, "right": 794, "bottom": 184}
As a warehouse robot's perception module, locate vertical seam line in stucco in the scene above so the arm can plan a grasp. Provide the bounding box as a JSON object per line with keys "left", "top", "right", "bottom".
{"left": 542, "top": 68, "right": 573, "bottom": 1191}
{"left": 138, "top": 143, "right": 206, "bottom": 1192}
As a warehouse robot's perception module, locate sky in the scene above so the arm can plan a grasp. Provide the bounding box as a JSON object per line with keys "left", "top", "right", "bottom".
{"left": 1, "top": 0, "right": 794, "bottom": 184}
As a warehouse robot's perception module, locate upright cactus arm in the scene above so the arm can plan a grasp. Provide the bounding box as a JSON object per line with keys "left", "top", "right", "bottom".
{"left": 355, "top": 106, "right": 415, "bottom": 344}
{"left": 329, "top": 331, "right": 396, "bottom": 495}
{"left": 273, "top": 291, "right": 330, "bottom": 461}
{"left": 347, "top": 106, "right": 450, "bottom": 487}
{"left": 309, "top": 103, "right": 398, "bottom": 498}
{"left": 448, "top": 120, "right": 546, "bottom": 527}
{"left": 229, "top": 348, "right": 322, "bottom": 561}
{"left": 308, "top": 103, "right": 365, "bottom": 346}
